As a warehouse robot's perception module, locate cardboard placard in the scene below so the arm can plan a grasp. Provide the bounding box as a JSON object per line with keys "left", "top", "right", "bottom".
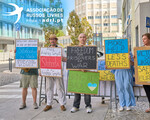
{"left": 67, "top": 46, "right": 97, "bottom": 70}
{"left": 104, "top": 39, "right": 130, "bottom": 69}
{"left": 15, "top": 39, "right": 38, "bottom": 68}
{"left": 134, "top": 46, "right": 150, "bottom": 85}
{"left": 40, "top": 47, "right": 62, "bottom": 77}
{"left": 98, "top": 60, "right": 115, "bottom": 81}
{"left": 68, "top": 71, "right": 99, "bottom": 95}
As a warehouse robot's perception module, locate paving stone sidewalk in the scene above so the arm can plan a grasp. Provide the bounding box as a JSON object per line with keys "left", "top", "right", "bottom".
{"left": 105, "top": 97, "right": 150, "bottom": 120}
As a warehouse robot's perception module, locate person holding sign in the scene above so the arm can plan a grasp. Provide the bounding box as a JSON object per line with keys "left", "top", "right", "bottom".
{"left": 14, "top": 39, "right": 39, "bottom": 110}
{"left": 19, "top": 68, "right": 38, "bottom": 110}
{"left": 70, "top": 33, "right": 93, "bottom": 113}
{"left": 111, "top": 52, "right": 135, "bottom": 111}
{"left": 43, "top": 34, "right": 67, "bottom": 112}
{"left": 141, "top": 33, "right": 150, "bottom": 113}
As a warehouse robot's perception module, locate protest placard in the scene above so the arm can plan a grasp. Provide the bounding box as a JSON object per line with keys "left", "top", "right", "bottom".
{"left": 68, "top": 71, "right": 99, "bottom": 95}
{"left": 98, "top": 60, "right": 115, "bottom": 81}
{"left": 40, "top": 47, "right": 62, "bottom": 77}
{"left": 15, "top": 39, "right": 38, "bottom": 68}
{"left": 67, "top": 46, "right": 97, "bottom": 70}
{"left": 104, "top": 39, "right": 130, "bottom": 69}
{"left": 134, "top": 46, "right": 150, "bottom": 85}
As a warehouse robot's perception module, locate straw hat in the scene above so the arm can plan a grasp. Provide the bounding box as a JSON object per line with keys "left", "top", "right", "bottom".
{"left": 49, "top": 34, "right": 58, "bottom": 40}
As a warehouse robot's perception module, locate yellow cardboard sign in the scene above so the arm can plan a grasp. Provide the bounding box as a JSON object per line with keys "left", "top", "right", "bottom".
{"left": 138, "top": 66, "right": 150, "bottom": 82}
{"left": 99, "top": 70, "right": 115, "bottom": 81}
{"left": 105, "top": 53, "right": 130, "bottom": 69}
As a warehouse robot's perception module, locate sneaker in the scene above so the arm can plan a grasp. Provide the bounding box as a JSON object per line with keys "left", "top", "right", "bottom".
{"left": 43, "top": 105, "right": 52, "bottom": 112}
{"left": 119, "top": 107, "right": 124, "bottom": 112}
{"left": 70, "top": 107, "right": 79, "bottom": 113}
{"left": 19, "top": 103, "right": 26, "bottom": 110}
{"left": 33, "top": 103, "right": 38, "bottom": 109}
{"left": 86, "top": 107, "right": 92, "bottom": 113}
{"left": 126, "top": 106, "right": 131, "bottom": 111}
{"left": 60, "top": 105, "right": 66, "bottom": 111}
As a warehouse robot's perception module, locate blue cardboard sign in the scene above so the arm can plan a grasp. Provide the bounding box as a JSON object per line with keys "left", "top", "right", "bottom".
{"left": 16, "top": 47, "right": 37, "bottom": 59}
{"left": 98, "top": 60, "right": 106, "bottom": 70}
{"left": 104, "top": 39, "right": 130, "bottom": 69}
{"left": 137, "top": 50, "right": 150, "bottom": 66}
{"left": 146, "top": 17, "right": 150, "bottom": 28}
{"left": 105, "top": 39, "right": 128, "bottom": 54}
{"left": 15, "top": 39, "right": 38, "bottom": 68}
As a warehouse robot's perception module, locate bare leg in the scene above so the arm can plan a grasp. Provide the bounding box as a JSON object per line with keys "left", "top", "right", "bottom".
{"left": 22, "top": 88, "right": 28, "bottom": 104}
{"left": 32, "top": 88, "right": 37, "bottom": 103}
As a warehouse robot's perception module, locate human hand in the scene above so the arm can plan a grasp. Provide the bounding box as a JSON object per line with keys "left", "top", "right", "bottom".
{"left": 81, "top": 69, "right": 87, "bottom": 72}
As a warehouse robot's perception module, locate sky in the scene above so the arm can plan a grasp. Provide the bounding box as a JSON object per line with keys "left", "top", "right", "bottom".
{"left": 61, "top": 0, "right": 75, "bottom": 26}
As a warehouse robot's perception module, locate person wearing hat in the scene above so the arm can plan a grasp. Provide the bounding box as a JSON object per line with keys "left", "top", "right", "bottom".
{"left": 43, "top": 34, "right": 67, "bottom": 112}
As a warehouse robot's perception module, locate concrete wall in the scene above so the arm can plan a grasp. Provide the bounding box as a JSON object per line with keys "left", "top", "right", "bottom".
{"left": 135, "top": 2, "right": 150, "bottom": 46}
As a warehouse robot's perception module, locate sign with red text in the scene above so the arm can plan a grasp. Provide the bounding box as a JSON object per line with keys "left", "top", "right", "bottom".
{"left": 40, "top": 47, "right": 62, "bottom": 77}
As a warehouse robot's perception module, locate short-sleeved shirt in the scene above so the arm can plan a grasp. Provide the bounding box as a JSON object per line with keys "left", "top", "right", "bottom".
{"left": 20, "top": 68, "right": 38, "bottom": 75}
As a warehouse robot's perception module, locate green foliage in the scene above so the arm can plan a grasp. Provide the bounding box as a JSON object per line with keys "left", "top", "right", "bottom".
{"left": 67, "top": 11, "right": 93, "bottom": 45}
{"left": 40, "top": 0, "right": 64, "bottom": 47}
{"left": 67, "top": 10, "right": 83, "bottom": 45}
{"left": 81, "top": 17, "right": 93, "bottom": 45}
{"left": 0, "top": 50, "right": 3, "bottom": 52}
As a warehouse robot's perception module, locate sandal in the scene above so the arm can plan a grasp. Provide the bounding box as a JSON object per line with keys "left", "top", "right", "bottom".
{"left": 145, "top": 108, "right": 150, "bottom": 113}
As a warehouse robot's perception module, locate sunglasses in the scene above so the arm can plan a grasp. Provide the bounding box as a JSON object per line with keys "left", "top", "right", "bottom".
{"left": 49, "top": 38, "right": 57, "bottom": 40}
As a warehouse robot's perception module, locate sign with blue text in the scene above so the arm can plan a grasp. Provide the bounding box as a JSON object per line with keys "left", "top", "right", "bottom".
{"left": 98, "top": 60, "right": 115, "bottom": 81}
{"left": 15, "top": 39, "right": 38, "bottom": 68}
{"left": 104, "top": 39, "right": 130, "bottom": 69}
{"left": 134, "top": 46, "right": 150, "bottom": 85}
{"left": 146, "top": 17, "right": 150, "bottom": 28}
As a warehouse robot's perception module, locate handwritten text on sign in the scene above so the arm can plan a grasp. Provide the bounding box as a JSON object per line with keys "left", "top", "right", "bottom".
{"left": 137, "top": 50, "right": 150, "bottom": 82}
{"left": 68, "top": 71, "right": 99, "bottom": 95}
{"left": 15, "top": 39, "right": 38, "bottom": 68}
{"left": 40, "top": 47, "right": 62, "bottom": 77}
{"left": 105, "top": 39, "right": 129, "bottom": 69}
{"left": 98, "top": 60, "right": 115, "bottom": 81}
{"left": 67, "top": 46, "right": 97, "bottom": 69}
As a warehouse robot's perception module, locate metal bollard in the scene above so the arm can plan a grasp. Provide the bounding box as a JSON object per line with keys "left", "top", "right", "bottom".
{"left": 9, "top": 58, "right": 12, "bottom": 72}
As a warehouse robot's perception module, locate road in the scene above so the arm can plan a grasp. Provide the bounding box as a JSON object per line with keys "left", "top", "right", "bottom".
{"left": 0, "top": 63, "right": 15, "bottom": 72}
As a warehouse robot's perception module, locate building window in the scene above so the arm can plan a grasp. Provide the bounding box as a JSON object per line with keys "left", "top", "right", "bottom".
{"left": 97, "top": 24, "right": 102, "bottom": 26}
{"left": 111, "top": 15, "right": 117, "bottom": 18}
{"left": 8, "top": 24, "right": 13, "bottom": 37}
{"left": 4, "top": 23, "right": 8, "bottom": 36}
{"left": 95, "top": 16, "right": 101, "bottom": 19}
{"left": 111, "top": 23, "right": 118, "bottom": 26}
{"left": 103, "top": 16, "right": 110, "bottom": 19}
{"left": 104, "top": 23, "right": 109, "bottom": 26}
{"left": 88, "top": 16, "right": 94, "bottom": 19}
{"left": 0, "top": 22, "right": 2, "bottom": 36}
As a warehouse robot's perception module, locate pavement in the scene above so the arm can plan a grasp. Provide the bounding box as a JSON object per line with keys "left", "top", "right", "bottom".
{"left": 0, "top": 68, "right": 150, "bottom": 120}
{"left": 0, "top": 78, "right": 109, "bottom": 120}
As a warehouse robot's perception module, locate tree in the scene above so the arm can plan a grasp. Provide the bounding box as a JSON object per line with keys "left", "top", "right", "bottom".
{"left": 40, "top": 0, "right": 64, "bottom": 47}
{"left": 81, "top": 17, "right": 93, "bottom": 45}
{"left": 67, "top": 10, "right": 83, "bottom": 45}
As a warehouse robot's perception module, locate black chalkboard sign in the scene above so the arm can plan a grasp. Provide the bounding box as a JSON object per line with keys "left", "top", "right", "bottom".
{"left": 67, "top": 46, "right": 97, "bottom": 69}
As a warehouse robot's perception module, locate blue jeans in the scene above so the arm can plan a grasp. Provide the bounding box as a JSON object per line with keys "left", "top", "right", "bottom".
{"left": 73, "top": 93, "right": 91, "bottom": 108}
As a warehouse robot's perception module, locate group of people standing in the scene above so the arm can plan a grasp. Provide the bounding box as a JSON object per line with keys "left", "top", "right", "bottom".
{"left": 18, "top": 33, "right": 93, "bottom": 113}
{"left": 111, "top": 33, "right": 150, "bottom": 112}
{"left": 18, "top": 32, "right": 150, "bottom": 113}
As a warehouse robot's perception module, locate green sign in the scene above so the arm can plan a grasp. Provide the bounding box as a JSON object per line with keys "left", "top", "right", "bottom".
{"left": 68, "top": 71, "right": 100, "bottom": 95}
